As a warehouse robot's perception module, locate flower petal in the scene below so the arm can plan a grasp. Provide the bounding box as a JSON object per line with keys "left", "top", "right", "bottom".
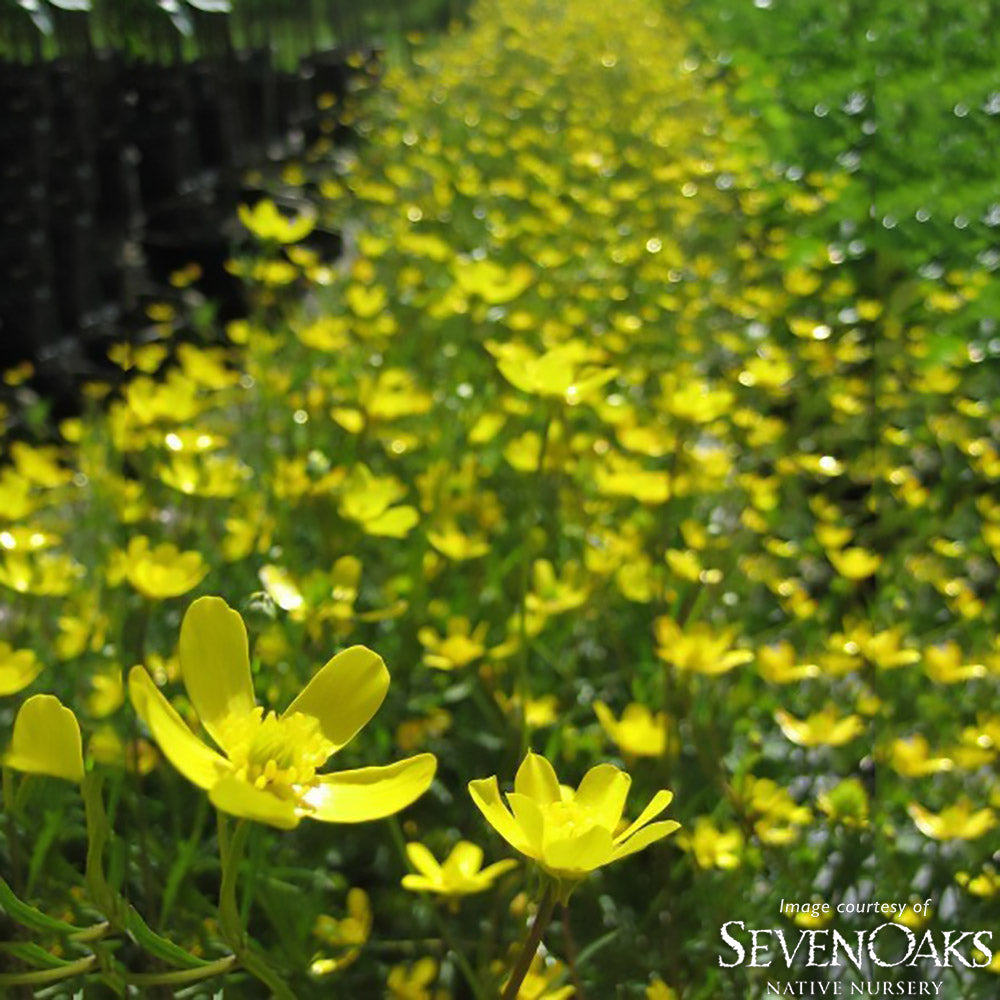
{"left": 179, "top": 596, "right": 256, "bottom": 751}
{"left": 209, "top": 775, "right": 299, "bottom": 829}
{"left": 514, "top": 751, "right": 561, "bottom": 805}
{"left": 574, "top": 763, "right": 631, "bottom": 830}
{"left": 610, "top": 819, "right": 680, "bottom": 861}
{"left": 4, "top": 694, "right": 83, "bottom": 783}
{"left": 506, "top": 792, "right": 545, "bottom": 854}
{"left": 406, "top": 841, "right": 442, "bottom": 879}
{"left": 469, "top": 776, "right": 535, "bottom": 856}
{"left": 128, "top": 666, "right": 230, "bottom": 790}
{"left": 542, "top": 826, "right": 614, "bottom": 876}
{"left": 478, "top": 858, "right": 518, "bottom": 882}
{"left": 401, "top": 874, "right": 437, "bottom": 892}
{"left": 614, "top": 789, "right": 674, "bottom": 843}
{"left": 301, "top": 754, "right": 436, "bottom": 823}
{"left": 282, "top": 645, "right": 389, "bottom": 752}
{"left": 442, "top": 840, "right": 484, "bottom": 879}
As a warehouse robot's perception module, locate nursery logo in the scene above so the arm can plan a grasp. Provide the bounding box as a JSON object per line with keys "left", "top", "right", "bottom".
{"left": 717, "top": 898, "right": 993, "bottom": 995}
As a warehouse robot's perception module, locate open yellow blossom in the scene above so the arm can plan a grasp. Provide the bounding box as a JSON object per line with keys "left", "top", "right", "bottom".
{"left": 402, "top": 840, "right": 517, "bottom": 897}
{"left": 469, "top": 751, "right": 678, "bottom": 893}
{"left": 886, "top": 735, "right": 954, "bottom": 777}
{"left": 654, "top": 617, "right": 753, "bottom": 675}
{"left": 498, "top": 954, "right": 574, "bottom": 1000}
{"left": 129, "top": 596, "right": 436, "bottom": 829}
{"left": 0, "top": 643, "right": 42, "bottom": 695}
{"left": 775, "top": 706, "right": 865, "bottom": 748}
{"left": 311, "top": 888, "right": 372, "bottom": 975}
{"left": 338, "top": 465, "right": 420, "bottom": 538}
{"left": 4, "top": 694, "right": 84, "bottom": 783}
{"left": 238, "top": 198, "right": 315, "bottom": 244}
{"left": 923, "top": 642, "right": 987, "bottom": 684}
{"left": 956, "top": 866, "right": 1000, "bottom": 898}
{"left": 907, "top": 799, "right": 996, "bottom": 841}
{"left": 593, "top": 700, "right": 674, "bottom": 757}
{"left": 827, "top": 547, "right": 882, "bottom": 580}
{"left": 489, "top": 341, "right": 617, "bottom": 404}
{"left": 756, "top": 642, "right": 819, "bottom": 683}
{"left": 387, "top": 957, "right": 448, "bottom": 1000}
{"left": 418, "top": 617, "right": 488, "bottom": 670}
{"left": 111, "top": 536, "right": 209, "bottom": 600}
{"left": 679, "top": 817, "right": 744, "bottom": 870}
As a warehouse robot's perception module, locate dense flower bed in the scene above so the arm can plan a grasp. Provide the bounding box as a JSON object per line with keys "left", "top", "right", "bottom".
{"left": 1, "top": 0, "right": 997, "bottom": 996}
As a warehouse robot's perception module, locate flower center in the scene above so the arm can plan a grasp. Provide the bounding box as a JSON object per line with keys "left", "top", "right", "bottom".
{"left": 222, "top": 710, "right": 334, "bottom": 798}
{"left": 541, "top": 800, "right": 601, "bottom": 841}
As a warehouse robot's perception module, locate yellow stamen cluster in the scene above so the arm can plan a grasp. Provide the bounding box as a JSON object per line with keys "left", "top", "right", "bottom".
{"left": 221, "top": 710, "right": 333, "bottom": 798}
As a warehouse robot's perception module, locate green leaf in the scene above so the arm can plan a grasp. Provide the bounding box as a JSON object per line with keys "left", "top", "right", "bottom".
{"left": 0, "top": 877, "right": 80, "bottom": 937}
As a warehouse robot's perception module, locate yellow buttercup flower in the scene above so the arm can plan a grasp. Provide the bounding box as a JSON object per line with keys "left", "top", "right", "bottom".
{"left": 469, "top": 751, "right": 678, "bottom": 894}
{"left": 4, "top": 694, "right": 84, "bottom": 782}
{"left": 0, "top": 643, "right": 42, "bottom": 695}
{"left": 827, "top": 547, "right": 882, "bottom": 581}
{"left": 402, "top": 840, "right": 517, "bottom": 897}
{"left": 593, "top": 700, "right": 674, "bottom": 758}
{"left": 680, "top": 817, "right": 744, "bottom": 870}
{"left": 489, "top": 341, "right": 617, "bottom": 404}
{"left": 129, "top": 596, "right": 436, "bottom": 829}
{"left": 387, "top": 957, "right": 447, "bottom": 1000}
{"left": 238, "top": 198, "right": 315, "bottom": 244}
{"left": 113, "top": 537, "right": 209, "bottom": 600}
{"left": 646, "top": 979, "right": 678, "bottom": 1000}
{"left": 907, "top": 798, "right": 996, "bottom": 841}
{"left": 775, "top": 706, "right": 865, "bottom": 748}
{"left": 418, "top": 617, "right": 488, "bottom": 670}
{"left": 654, "top": 617, "right": 753, "bottom": 675}
{"left": 311, "top": 887, "right": 372, "bottom": 975}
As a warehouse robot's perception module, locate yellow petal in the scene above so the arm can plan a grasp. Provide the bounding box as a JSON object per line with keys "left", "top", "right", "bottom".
{"left": 406, "top": 842, "right": 442, "bottom": 879}
{"left": 179, "top": 597, "right": 256, "bottom": 751}
{"left": 479, "top": 858, "right": 518, "bottom": 882}
{"left": 615, "top": 789, "right": 675, "bottom": 843}
{"left": 0, "top": 645, "right": 42, "bottom": 696}
{"left": 610, "top": 820, "right": 680, "bottom": 861}
{"left": 442, "top": 840, "right": 484, "bottom": 879}
{"left": 575, "top": 763, "right": 631, "bottom": 830}
{"left": 301, "top": 754, "right": 436, "bottom": 822}
{"left": 365, "top": 506, "right": 419, "bottom": 538}
{"left": 128, "top": 666, "right": 230, "bottom": 790}
{"left": 469, "top": 776, "right": 534, "bottom": 855}
{"left": 514, "top": 751, "right": 561, "bottom": 805}
{"left": 506, "top": 792, "right": 545, "bottom": 853}
{"left": 401, "top": 874, "right": 437, "bottom": 892}
{"left": 542, "top": 826, "right": 614, "bottom": 876}
{"left": 209, "top": 775, "right": 299, "bottom": 829}
{"left": 282, "top": 645, "right": 389, "bottom": 752}
{"left": 4, "top": 694, "right": 83, "bottom": 782}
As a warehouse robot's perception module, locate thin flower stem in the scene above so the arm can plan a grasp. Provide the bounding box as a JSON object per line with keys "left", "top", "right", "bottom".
{"left": 2, "top": 768, "right": 21, "bottom": 892}
{"left": 429, "top": 904, "right": 490, "bottom": 1000}
{"left": 501, "top": 883, "right": 557, "bottom": 1000}
{"left": 216, "top": 812, "right": 295, "bottom": 1000}
{"left": 561, "top": 903, "right": 586, "bottom": 998}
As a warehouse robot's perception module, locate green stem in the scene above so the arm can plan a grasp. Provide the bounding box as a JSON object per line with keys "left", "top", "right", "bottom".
{"left": 216, "top": 812, "right": 295, "bottom": 1000}
{"left": 429, "top": 904, "right": 490, "bottom": 1000}
{"left": 126, "top": 955, "right": 236, "bottom": 987}
{"left": 0, "top": 954, "right": 96, "bottom": 987}
{"left": 2, "top": 768, "right": 21, "bottom": 892}
{"left": 501, "top": 883, "right": 557, "bottom": 1000}
{"left": 82, "top": 771, "right": 121, "bottom": 922}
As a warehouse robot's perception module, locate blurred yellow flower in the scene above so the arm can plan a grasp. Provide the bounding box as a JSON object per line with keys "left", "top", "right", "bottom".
{"left": 418, "top": 617, "right": 488, "bottom": 670}
{"left": 907, "top": 799, "right": 996, "bottom": 841}
{"left": 129, "top": 596, "right": 436, "bottom": 829}
{"left": 680, "top": 817, "right": 744, "bottom": 870}
{"left": 4, "top": 694, "right": 84, "bottom": 782}
{"left": 311, "top": 887, "right": 372, "bottom": 975}
{"left": 238, "top": 198, "right": 315, "bottom": 244}
{"left": 387, "top": 957, "right": 448, "bottom": 1000}
{"left": 827, "top": 547, "right": 881, "bottom": 581}
{"left": 817, "top": 778, "right": 869, "bottom": 828}
{"left": 775, "top": 706, "right": 865, "bottom": 748}
{"left": 654, "top": 618, "right": 752, "bottom": 675}
{"left": 402, "top": 840, "right": 517, "bottom": 897}
{"left": 593, "top": 700, "right": 674, "bottom": 757}
{"left": 0, "top": 643, "right": 42, "bottom": 695}
{"left": 469, "top": 751, "right": 678, "bottom": 894}
{"left": 112, "top": 537, "right": 208, "bottom": 600}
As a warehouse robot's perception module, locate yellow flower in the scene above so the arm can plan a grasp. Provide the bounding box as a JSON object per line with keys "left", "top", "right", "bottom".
{"left": 525, "top": 559, "right": 589, "bottom": 617}
{"left": 593, "top": 701, "right": 674, "bottom": 757}
{"left": 338, "top": 465, "right": 420, "bottom": 538}
{"left": 923, "top": 642, "right": 987, "bottom": 684}
{"left": 128, "top": 596, "right": 436, "bottom": 829}
{"left": 775, "top": 706, "right": 865, "bottom": 748}
{"left": 827, "top": 547, "right": 882, "bottom": 580}
{"left": 311, "top": 887, "right": 372, "bottom": 975}
{"left": 418, "top": 617, "right": 488, "bottom": 670}
{"left": 646, "top": 979, "right": 678, "bottom": 1000}
{"left": 469, "top": 751, "right": 678, "bottom": 893}
{"left": 238, "top": 198, "right": 315, "bottom": 244}
{"left": 654, "top": 617, "right": 753, "bottom": 675}
{"left": 680, "top": 817, "right": 744, "bottom": 870}
{"left": 387, "top": 957, "right": 448, "bottom": 1000}
{"left": 957, "top": 866, "right": 1000, "bottom": 898}
{"left": 402, "top": 840, "right": 517, "bottom": 897}
{"left": 114, "top": 537, "right": 209, "bottom": 600}
{"left": 3, "top": 694, "right": 84, "bottom": 782}
{"left": 499, "top": 954, "right": 574, "bottom": 1000}
{"left": 489, "top": 341, "right": 617, "bottom": 404}
{"left": 755, "top": 642, "right": 819, "bottom": 683}
{"left": 907, "top": 799, "right": 996, "bottom": 841}
{"left": 0, "top": 643, "right": 42, "bottom": 695}
{"left": 886, "top": 735, "right": 953, "bottom": 777}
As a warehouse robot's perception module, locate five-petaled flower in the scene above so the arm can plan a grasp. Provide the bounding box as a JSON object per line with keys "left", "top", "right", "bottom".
{"left": 129, "top": 596, "right": 436, "bottom": 829}
{"left": 469, "top": 751, "right": 678, "bottom": 896}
